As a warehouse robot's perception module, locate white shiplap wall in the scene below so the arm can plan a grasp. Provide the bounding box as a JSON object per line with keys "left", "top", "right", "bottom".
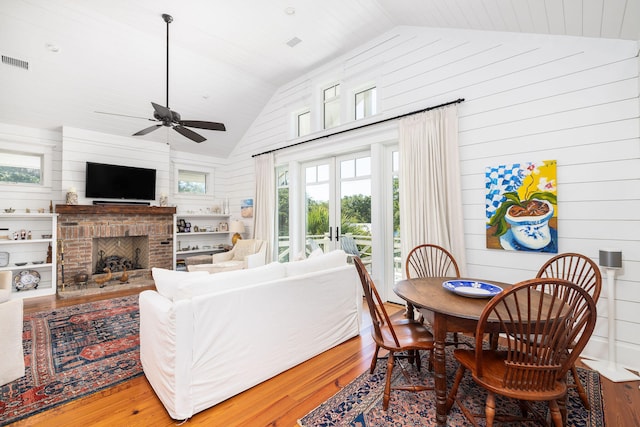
{"left": 223, "top": 27, "right": 640, "bottom": 369}
{"left": 61, "top": 127, "right": 171, "bottom": 205}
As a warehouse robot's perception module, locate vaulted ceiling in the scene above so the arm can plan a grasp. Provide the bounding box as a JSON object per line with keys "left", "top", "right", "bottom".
{"left": 1, "top": 0, "right": 638, "bottom": 158}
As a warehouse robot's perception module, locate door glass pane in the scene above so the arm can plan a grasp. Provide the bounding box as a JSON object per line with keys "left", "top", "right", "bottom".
{"left": 340, "top": 155, "right": 371, "bottom": 266}
{"left": 277, "top": 166, "right": 290, "bottom": 262}
{"left": 305, "top": 164, "right": 330, "bottom": 254}
{"left": 392, "top": 150, "right": 401, "bottom": 281}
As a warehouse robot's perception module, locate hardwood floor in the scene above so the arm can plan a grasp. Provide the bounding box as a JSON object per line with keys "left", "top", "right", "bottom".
{"left": 11, "top": 287, "right": 640, "bottom": 427}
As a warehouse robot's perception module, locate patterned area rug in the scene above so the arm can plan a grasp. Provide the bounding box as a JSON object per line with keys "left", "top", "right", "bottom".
{"left": 0, "top": 295, "right": 142, "bottom": 425}
{"left": 299, "top": 345, "right": 605, "bottom": 427}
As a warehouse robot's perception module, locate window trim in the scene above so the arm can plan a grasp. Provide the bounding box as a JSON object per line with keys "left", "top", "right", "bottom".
{"left": 322, "top": 82, "right": 341, "bottom": 130}
{"left": 354, "top": 85, "right": 377, "bottom": 120}
{"left": 173, "top": 163, "right": 213, "bottom": 197}
{"left": 0, "top": 145, "right": 52, "bottom": 190}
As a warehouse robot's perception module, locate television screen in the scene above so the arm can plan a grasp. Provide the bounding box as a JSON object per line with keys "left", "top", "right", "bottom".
{"left": 85, "top": 162, "right": 156, "bottom": 201}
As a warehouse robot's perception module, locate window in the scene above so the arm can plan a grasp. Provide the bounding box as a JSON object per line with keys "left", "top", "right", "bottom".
{"left": 177, "top": 169, "right": 208, "bottom": 194}
{"left": 323, "top": 83, "right": 340, "bottom": 129}
{"left": 0, "top": 151, "right": 43, "bottom": 185}
{"left": 355, "top": 86, "right": 377, "bottom": 120}
{"left": 276, "top": 166, "right": 290, "bottom": 262}
{"left": 297, "top": 110, "right": 311, "bottom": 137}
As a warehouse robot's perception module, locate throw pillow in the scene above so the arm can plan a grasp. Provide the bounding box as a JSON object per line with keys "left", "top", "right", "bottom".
{"left": 151, "top": 268, "right": 208, "bottom": 300}
{"left": 232, "top": 239, "right": 258, "bottom": 261}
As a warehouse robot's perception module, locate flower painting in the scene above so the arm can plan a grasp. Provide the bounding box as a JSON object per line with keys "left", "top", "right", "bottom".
{"left": 485, "top": 160, "right": 557, "bottom": 252}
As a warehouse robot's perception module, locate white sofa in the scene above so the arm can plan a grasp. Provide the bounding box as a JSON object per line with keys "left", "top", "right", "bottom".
{"left": 140, "top": 250, "right": 361, "bottom": 420}
{"left": 0, "top": 271, "right": 25, "bottom": 386}
{"left": 186, "top": 239, "right": 267, "bottom": 273}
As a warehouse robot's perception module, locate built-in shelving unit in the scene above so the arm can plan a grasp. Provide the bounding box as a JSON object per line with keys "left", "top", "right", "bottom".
{"left": 0, "top": 213, "right": 57, "bottom": 299}
{"left": 173, "top": 214, "right": 231, "bottom": 270}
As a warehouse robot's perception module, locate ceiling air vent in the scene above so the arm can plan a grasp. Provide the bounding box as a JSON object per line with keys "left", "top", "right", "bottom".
{"left": 2, "top": 55, "right": 29, "bottom": 70}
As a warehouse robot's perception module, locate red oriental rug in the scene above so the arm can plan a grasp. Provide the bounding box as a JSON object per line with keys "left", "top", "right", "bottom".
{"left": 0, "top": 295, "right": 142, "bottom": 425}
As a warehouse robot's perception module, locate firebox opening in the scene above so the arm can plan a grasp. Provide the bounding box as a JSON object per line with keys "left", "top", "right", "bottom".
{"left": 92, "top": 236, "right": 149, "bottom": 274}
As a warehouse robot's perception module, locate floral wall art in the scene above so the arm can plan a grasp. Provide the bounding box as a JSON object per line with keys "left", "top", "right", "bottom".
{"left": 485, "top": 160, "right": 557, "bottom": 253}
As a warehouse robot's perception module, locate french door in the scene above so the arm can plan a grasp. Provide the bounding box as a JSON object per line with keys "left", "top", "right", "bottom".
{"left": 302, "top": 152, "right": 371, "bottom": 259}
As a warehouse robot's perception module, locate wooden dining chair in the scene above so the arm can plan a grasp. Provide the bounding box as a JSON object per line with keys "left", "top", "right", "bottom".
{"left": 405, "top": 244, "right": 461, "bottom": 347}
{"left": 446, "top": 278, "right": 597, "bottom": 427}
{"left": 536, "top": 252, "right": 602, "bottom": 410}
{"left": 354, "top": 257, "right": 435, "bottom": 410}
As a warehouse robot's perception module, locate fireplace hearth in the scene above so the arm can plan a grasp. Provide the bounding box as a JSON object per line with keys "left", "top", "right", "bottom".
{"left": 56, "top": 204, "right": 175, "bottom": 296}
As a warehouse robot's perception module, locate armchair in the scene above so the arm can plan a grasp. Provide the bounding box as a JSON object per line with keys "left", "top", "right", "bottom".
{"left": 0, "top": 271, "right": 25, "bottom": 386}
{"left": 186, "top": 239, "right": 267, "bottom": 273}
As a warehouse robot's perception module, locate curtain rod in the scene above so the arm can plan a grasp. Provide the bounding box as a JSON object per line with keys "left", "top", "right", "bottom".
{"left": 252, "top": 97, "right": 465, "bottom": 158}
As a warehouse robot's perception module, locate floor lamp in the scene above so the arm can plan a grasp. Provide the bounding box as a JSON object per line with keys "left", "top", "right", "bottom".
{"left": 583, "top": 249, "right": 640, "bottom": 382}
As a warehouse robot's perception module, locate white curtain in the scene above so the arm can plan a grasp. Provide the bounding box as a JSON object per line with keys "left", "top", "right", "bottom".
{"left": 253, "top": 153, "right": 275, "bottom": 261}
{"left": 398, "top": 105, "right": 467, "bottom": 275}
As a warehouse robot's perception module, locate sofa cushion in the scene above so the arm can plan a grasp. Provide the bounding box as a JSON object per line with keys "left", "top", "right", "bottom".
{"left": 151, "top": 268, "right": 209, "bottom": 300}
{"left": 232, "top": 239, "right": 259, "bottom": 261}
{"left": 175, "top": 261, "right": 286, "bottom": 300}
{"left": 284, "top": 249, "right": 347, "bottom": 277}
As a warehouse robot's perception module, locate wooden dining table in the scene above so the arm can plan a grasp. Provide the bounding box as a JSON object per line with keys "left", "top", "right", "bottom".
{"left": 393, "top": 276, "right": 512, "bottom": 427}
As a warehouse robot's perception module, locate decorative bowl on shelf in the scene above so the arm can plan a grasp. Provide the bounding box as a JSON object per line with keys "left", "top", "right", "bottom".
{"left": 32, "top": 261, "right": 45, "bottom": 264}
{"left": 4, "top": 208, "right": 15, "bottom": 213}
{"left": 41, "top": 234, "right": 52, "bottom": 238}
{"left": 14, "top": 262, "right": 28, "bottom": 266}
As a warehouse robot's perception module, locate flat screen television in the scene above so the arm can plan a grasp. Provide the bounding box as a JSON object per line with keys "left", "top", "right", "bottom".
{"left": 85, "top": 162, "right": 156, "bottom": 201}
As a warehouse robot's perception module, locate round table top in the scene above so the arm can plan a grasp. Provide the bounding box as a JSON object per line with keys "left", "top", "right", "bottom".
{"left": 393, "top": 276, "right": 513, "bottom": 321}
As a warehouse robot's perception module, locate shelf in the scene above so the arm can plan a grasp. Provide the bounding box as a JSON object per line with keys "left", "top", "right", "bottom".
{"left": 1, "top": 212, "right": 57, "bottom": 299}
{"left": 176, "top": 248, "right": 226, "bottom": 255}
{"left": 0, "top": 213, "right": 56, "bottom": 219}
{"left": 176, "top": 232, "right": 230, "bottom": 235}
{"left": 177, "top": 214, "right": 229, "bottom": 219}
{"left": 0, "top": 238, "right": 53, "bottom": 245}
{"left": 1, "top": 263, "right": 52, "bottom": 271}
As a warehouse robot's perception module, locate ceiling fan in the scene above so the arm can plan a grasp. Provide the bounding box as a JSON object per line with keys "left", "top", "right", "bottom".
{"left": 98, "top": 13, "right": 225, "bottom": 143}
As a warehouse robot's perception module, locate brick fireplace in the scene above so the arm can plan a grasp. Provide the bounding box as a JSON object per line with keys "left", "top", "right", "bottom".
{"left": 56, "top": 205, "right": 175, "bottom": 295}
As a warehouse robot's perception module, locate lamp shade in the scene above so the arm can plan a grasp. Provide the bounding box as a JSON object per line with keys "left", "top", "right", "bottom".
{"left": 599, "top": 249, "right": 622, "bottom": 268}
{"left": 229, "top": 221, "right": 245, "bottom": 234}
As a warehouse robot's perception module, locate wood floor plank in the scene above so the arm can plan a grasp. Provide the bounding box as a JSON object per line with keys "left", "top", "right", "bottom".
{"left": 10, "top": 287, "right": 637, "bottom": 427}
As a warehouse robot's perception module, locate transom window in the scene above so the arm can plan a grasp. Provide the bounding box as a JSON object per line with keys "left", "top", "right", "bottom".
{"left": 355, "top": 86, "right": 377, "bottom": 120}
{"left": 0, "top": 151, "right": 43, "bottom": 185}
{"left": 177, "top": 169, "right": 207, "bottom": 194}
{"left": 297, "top": 110, "right": 311, "bottom": 137}
{"left": 323, "top": 83, "right": 340, "bottom": 129}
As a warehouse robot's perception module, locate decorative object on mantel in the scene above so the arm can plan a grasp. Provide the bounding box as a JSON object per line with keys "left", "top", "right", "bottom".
{"left": 230, "top": 220, "right": 245, "bottom": 245}
{"left": 583, "top": 249, "right": 640, "bottom": 382}
{"left": 159, "top": 193, "right": 168, "bottom": 207}
{"left": 66, "top": 187, "right": 78, "bottom": 205}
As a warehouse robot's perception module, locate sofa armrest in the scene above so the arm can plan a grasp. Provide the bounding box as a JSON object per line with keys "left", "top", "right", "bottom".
{"left": 245, "top": 251, "right": 266, "bottom": 269}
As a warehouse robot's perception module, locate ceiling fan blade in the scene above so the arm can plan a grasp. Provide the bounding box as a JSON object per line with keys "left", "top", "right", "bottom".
{"left": 133, "top": 124, "right": 162, "bottom": 136}
{"left": 179, "top": 120, "right": 226, "bottom": 131}
{"left": 173, "top": 125, "right": 206, "bottom": 143}
{"left": 95, "top": 111, "right": 155, "bottom": 121}
{"left": 151, "top": 102, "right": 173, "bottom": 121}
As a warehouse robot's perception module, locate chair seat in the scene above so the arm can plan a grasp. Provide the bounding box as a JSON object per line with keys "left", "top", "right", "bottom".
{"left": 454, "top": 348, "right": 567, "bottom": 401}
{"left": 379, "top": 322, "right": 434, "bottom": 351}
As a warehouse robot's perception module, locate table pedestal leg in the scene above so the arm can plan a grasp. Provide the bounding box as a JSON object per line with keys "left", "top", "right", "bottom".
{"left": 432, "top": 314, "right": 448, "bottom": 426}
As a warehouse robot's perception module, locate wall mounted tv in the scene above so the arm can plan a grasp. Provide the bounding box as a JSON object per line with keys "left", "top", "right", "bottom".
{"left": 85, "top": 162, "right": 156, "bottom": 201}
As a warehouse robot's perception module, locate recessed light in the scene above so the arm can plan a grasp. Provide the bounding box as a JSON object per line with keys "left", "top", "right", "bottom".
{"left": 45, "top": 43, "right": 60, "bottom": 53}
{"left": 284, "top": 7, "right": 295, "bottom": 16}
{"left": 286, "top": 37, "right": 302, "bottom": 48}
